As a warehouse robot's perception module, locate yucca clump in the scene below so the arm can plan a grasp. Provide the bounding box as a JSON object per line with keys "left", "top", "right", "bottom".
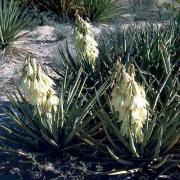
{"left": 73, "top": 14, "right": 99, "bottom": 66}
{"left": 0, "top": 0, "right": 30, "bottom": 55}
{"left": 112, "top": 63, "right": 149, "bottom": 143}
{"left": 20, "top": 56, "right": 59, "bottom": 118}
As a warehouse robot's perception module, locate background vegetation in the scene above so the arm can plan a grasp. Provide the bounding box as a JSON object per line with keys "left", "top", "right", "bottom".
{"left": 22, "top": 0, "right": 122, "bottom": 22}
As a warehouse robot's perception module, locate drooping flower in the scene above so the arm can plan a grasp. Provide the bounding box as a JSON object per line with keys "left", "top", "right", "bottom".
{"left": 111, "top": 62, "right": 149, "bottom": 143}
{"left": 20, "top": 56, "right": 59, "bottom": 118}
{"left": 73, "top": 14, "right": 99, "bottom": 66}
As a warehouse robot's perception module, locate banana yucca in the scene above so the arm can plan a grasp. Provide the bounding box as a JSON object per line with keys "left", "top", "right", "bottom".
{"left": 20, "top": 56, "right": 59, "bottom": 117}
{"left": 112, "top": 63, "right": 149, "bottom": 143}
{"left": 74, "top": 14, "right": 99, "bottom": 66}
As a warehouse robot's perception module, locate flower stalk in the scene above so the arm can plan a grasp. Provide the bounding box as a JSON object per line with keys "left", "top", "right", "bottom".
{"left": 112, "top": 62, "right": 149, "bottom": 143}
{"left": 73, "top": 14, "right": 99, "bottom": 67}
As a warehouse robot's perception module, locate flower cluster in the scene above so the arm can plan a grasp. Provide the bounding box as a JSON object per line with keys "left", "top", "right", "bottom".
{"left": 20, "top": 56, "right": 59, "bottom": 117}
{"left": 73, "top": 14, "right": 99, "bottom": 66}
{"left": 111, "top": 63, "right": 149, "bottom": 143}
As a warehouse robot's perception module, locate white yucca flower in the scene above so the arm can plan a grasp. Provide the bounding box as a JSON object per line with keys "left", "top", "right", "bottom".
{"left": 20, "top": 56, "right": 59, "bottom": 118}
{"left": 73, "top": 14, "right": 99, "bottom": 66}
{"left": 111, "top": 62, "right": 149, "bottom": 143}
{"left": 44, "top": 89, "right": 59, "bottom": 112}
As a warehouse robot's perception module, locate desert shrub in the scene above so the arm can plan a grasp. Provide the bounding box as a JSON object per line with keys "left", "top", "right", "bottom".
{"left": 31, "top": 0, "right": 122, "bottom": 22}
{"left": 0, "top": 0, "right": 30, "bottom": 55}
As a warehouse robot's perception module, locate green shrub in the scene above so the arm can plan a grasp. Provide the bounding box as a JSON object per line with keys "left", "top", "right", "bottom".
{"left": 0, "top": 0, "right": 30, "bottom": 55}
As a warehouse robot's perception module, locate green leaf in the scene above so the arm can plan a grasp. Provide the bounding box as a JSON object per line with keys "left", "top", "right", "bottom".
{"left": 154, "top": 126, "right": 163, "bottom": 158}
{"left": 107, "top": 146, "right": 133, "bottom": 165}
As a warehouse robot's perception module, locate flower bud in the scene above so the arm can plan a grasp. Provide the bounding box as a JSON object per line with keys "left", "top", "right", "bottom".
{"left": 31, "top": 58, "right": 38, "bottom": 72}
{"left": 26, "top": 63, "right": 34, "bottom": 77}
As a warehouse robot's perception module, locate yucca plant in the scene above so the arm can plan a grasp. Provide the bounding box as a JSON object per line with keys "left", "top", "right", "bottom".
{"left": 0, "top": 56, "right": 109, "bottom": 156}
{"left": 0, "top": 0, "right": 30, "bottom": 55}
{"left": 85, "top": 62, "right": 180, "bottom": 173}
{"left": 130, "top": 25, "right": 177, "bottom": 76}
{"left": 56, "top": 35, "right": 115, "bottom": 87}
